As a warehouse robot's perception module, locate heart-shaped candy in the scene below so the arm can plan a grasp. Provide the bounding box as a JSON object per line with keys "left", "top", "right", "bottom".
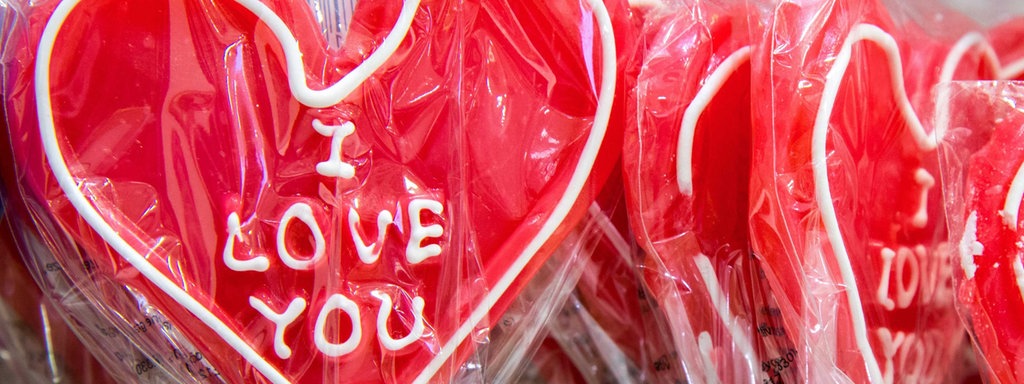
{"left": 5, "top": 0, "right": 625, "bottom": 382}
{"left": 747, "top": 0, "right": 996, "bottom": 382}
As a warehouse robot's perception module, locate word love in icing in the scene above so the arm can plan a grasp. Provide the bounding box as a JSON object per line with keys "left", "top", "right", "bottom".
{"left": 874, "top": 242, "right": 954, "bottom": 311}
{"left": 223, "top": 118, "right": 447, "bottom": 360}
{"left": 229, "top": 195, "right": 444, "bottom": 359}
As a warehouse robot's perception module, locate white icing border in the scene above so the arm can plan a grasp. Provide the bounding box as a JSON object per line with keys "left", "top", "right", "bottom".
{"left": 411, "top": 0, "right": 617, "bottom": 381}
{"left": 36, "top": 0, "right": 615, "bottom": 383}
{"left": 676, "top": 46, "right": 751, "bottom": 196}
{"left": 959, "top": 211, "right": 983, "bottom": 279}
{"left": 672, "top": 45, "right": 763, "bottom": 380}
{"left": 1013, "top": 256, "right": 1024, "bottom": 302}
{"left": 1003, "top": 165, "right": 1024, "bottom": 229}
{"left": 36, "top": 3, "right": 292, "bottom": 381}
{"left": 234, "top": 0, "right": 422, "bottom": 108}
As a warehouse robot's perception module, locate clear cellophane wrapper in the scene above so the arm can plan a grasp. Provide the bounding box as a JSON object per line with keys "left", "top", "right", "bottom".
{"left": 0, "top": 197, "right": 121, "bottom": 384}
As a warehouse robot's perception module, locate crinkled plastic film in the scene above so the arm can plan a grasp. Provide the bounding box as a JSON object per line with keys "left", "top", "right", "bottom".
{"left": 0, "top": 92, "right": 151, "bottom": 383}
{"left": 0, "top": 95, "right": 219, "bottom": 383}
{"left": 0, "top": 201, "right": 117, "bottom": 384}
{"left": 517, "top": 337, "right": 588, "bottom": 384}
{"left": 939, "top": 81, "right": 1024, "bottom": 384}
{"left": 540, "top": 175, "right": 684, "bottom": 384}
{"left": 0, "top": 0, "right": 633, "bottom": 382}
{"left": 483, "top": 172, "right": 678, "bottom": 384}
{"left": 479, "top": 219, "right": 607, "bottom": 384}
{"left": 746, "top": 0, "right": 1021, "bottom": 382}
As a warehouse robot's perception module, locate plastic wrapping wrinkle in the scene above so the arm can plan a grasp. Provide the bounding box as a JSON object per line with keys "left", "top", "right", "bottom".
{"left": 0, "top": 205, "right": 117, "bottom": 383}
{"left": 553, "top": 177, "right": 685, "bottom": 384}
{"left": 3, "top": 0, "right": 629, "bottom": 382}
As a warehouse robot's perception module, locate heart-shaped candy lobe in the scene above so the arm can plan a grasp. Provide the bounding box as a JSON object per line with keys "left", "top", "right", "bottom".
{"left": 623, "top": 1, "right": 795, "bottom": 382}
{"left": 0, "top": 203, "right": 116, "bottom": 383}
{"left": 5, "top": 0, "right": 626, "bottom": 382}
{"left": 747, "top": 0, "right": 996, "bottom": 382}
{"left": 987, "top": 17, "right": 1024, "bottom": 80}
{"left": 949, "top": 83, "right": 1024, "bottom": 383}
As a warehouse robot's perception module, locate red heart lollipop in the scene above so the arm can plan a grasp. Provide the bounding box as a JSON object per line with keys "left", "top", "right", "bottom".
{"left": 747, "top": 0, "right": 998, "bottom": 382}
{"left": 624, "top": 1, "right": 797, "bottom": 382}
{"left": 4, "top": 0, "right": 624, "bottom": 382}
